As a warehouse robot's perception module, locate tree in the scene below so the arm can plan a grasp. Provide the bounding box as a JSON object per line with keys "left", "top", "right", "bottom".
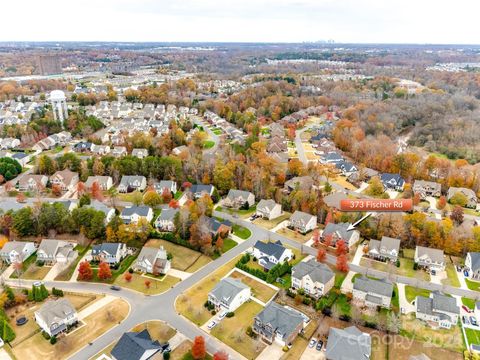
{"left": 168, "top": 199, "right": 179, "bottom": 208}
{"left": 449, "top": 192, "right": 468, "bottom": 207}
{"left": 412, "top": 193, "right": 421, "bottom": 206}
{"left": 437, "top": 195, "right": 447, "bottom": 210}
{"left": 78, "top": 261, "right": 93, "bottom": 280}
{"left": 316, "top": 248, "right": 326, "bottom": 262}
{"left": 213, "top": 351, "right": 228, "bottom": 360}
{"left": 336, "top": 254, "right": 349, "bottom": 272}
{"left": 143, "top": 190, "right": 162, "bottom": 207}
{"left": 106, "top": 226, "right": 117, "bottom": 242}
{"left": 144, "top": 279, "right": 151, "bottom": 289}
{"left": 124, "top": 273, "right": 132, "bottom": 282}
{"left": 335, "top": 240, "right": 348, "bottom": 256}
{"left": 0, "top": 319, "right": 15, "bottom": 342}
{"left": 191, "top": 336, "right": 206, "bottom": 360}
{"left": 161, "top": 188, "right": 173, "bottom": 204}
{"left": 16, "top": 193, "right": 26, "bottom": 203}
{"left": 52, "top": 184, "right": 62, "bottom": 197}
{"left": 216, "top": 236, "right": 224, "bottom": 251}
{"left": 77, "top": 181, "right": 86, "bottom": 196}
{"left": 312, "top": 229, "right": 320, "bottom": 247}
{"left": 324, "top": 211, "right": 333, "bottom": 225}
{"left": 450, "top": 206, "right": 464, "bottom": 225}
{"left": 366, "top": 176, "right": 385, "bottom": 197}
{"left": 98, "top": 262, "right": 112, "bottom": 280}
{"left": 91, "top": 181, "right": 103, "bottom": 201}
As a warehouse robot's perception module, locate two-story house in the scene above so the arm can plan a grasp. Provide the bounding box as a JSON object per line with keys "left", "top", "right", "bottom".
{"left": 291, "top": 259, "right": 335, "bottom": 298}
{"left": 413, "top": 180, "right": 442, "bottom": 199}
{"left": 321, "top": 222, "right": 360, "bottom": 248}
{"left": 325, "top": 326, "right": 372, "bottom": 360}
{"left": 415, "top": 291, "right": 459, "bottom": 329}
{"left": 153, "top": 180, "right": 177, "bottom": 195}
{"left": 284, "top": 176, "right": 315, "bottom": 194}
{"left": 34, "top": 298, "right": 78, "bottom": 337}
{"left": 353, "top": 277, "right": 394, "bottom": 309}
{"left": 131, "top": 148, "right": 149, "bottom": 159}
{"left": 36, "top": 239, "right": 78, "bottom": 265}
{"left": 256, "top": 199, "right": 282, "bottom": 220}
{"left": 118, "top": 176, "right": 147, "bottom": 193}
{"left": 86, "top": 200, "right": 115, "bottom": 224}
{"left": 447, "top": 187, "right": 478, "bottom": 209}
{"left": 154, "top": 208, "right": 179, "bottom": 232}
{"left": 253, "top": 302, "right": 305, "bottom": 346}
{"left": 367, "top": 236, "right": 401, "bottom": 263}
{"left": 380, "top": 173, "right": 405, "bottom": 191}
{"left": 133, "top": 246, "right": 170, "bottom": 275}
{"left": 251, "top": 241, "right": 293, "bottom": 271}
{"left": 289, "top": 211, "right": 317, "bottom": 234}
{"left": 414, "top": 246, "right": 445, "bottom": 271}
{"left": 85, "top": 176, "right": 113, "bottom": 191}
{"left": 17, "top": 174, "right": 48, "bottom": 192}
{"left": 120, "top": 206, "right": 153, "bottom": 225}
{"left": 224, "top": 189, "right": 255, "bottom": 209}
{"left": 49, "top": 169, "right": 79, "bottom": 191}
{"left": 189, "top": 184, "right": 215, "bottom": 199}
{"left": 465, "top": 252, "right": 480, "bottom": 279}
{"left": 91, "top": 243, "right": 127, "bottom": 266}
{"left": 111, "top": 330, "right": 162, "bottom": 360}
{"left": 0, "top": 241, "right": 36, "bottom": 264}
{"left": 208, "top": 277, "right": 251, "bottom": 312}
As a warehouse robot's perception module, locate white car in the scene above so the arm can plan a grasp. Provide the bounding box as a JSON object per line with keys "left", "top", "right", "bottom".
{"left": 207, "top": 320, "right": 217, "bottom": 330}
{"left": 308, "top": 339, "right": 317, "bottom": 348}
{"left": 217, "top": 311, "right": 227, "bottom": 320}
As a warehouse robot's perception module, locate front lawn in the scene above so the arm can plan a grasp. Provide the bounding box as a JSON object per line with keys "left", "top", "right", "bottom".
{"left": 462, "top": 297, "right": 476, "bottom": 310}
{"left": 21, "top": 264, "right": 52, "bottom": 280}
{"left": 203, "top": 140, "right": 215, "bottom": 149}
{"left": 55, "top": 245, "right": 90, "bottom": 281}
{"left": 404, "top": 286, "right": 431, "bottom": 303}
{"left": 465, "top": 328, "right": 480, "bottom": 346}
{"left": 229, "top": 270, "right": 278, "bottom": 303}
{"left": 114, "top": 273, "right": 181, "bottom": 295}
{"left": 276, "top": 227, "right": 312, "bottom": 244}
{"left": 221, "top": 238, "right": 238, "bottom": 253}
{"left": 466, "top": 278, "right": 480, "bottom": 291}
{"left": 78, "top": 253, "right": 138, "bottom": 284}
{"left": 442, "top": 263, "right": 461, "bottom": 288}
{"left": 10, "top": 253, "right": 37, "bottom": 279}
{"left": 210, "top": 301, "right": 266, "bottom": 359}
{"left": 252, "top": 212, "right": 291, "bottom": 230}
{"left": 232, "top": 224, "right": 251, "bottom": 239}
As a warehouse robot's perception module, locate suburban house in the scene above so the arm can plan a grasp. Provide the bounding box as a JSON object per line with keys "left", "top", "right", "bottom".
{"left": 118, "top": 175, "right": 147, "bottom": 193}
{"left": 224, "top": 189, "right": 255, "bottom": 209}
{"left": 208, "top": 277, "right": 251, "bottom": 312}
{"left": 120, "top": 206, "right": 153, "bottom": 225}
{"left": 256, "top": 199, "right": 282, "bottom": 220}
{"left": 380, "top": 173, "right": 405, "bottom": 191}
{"left": 465, "top": 252, "right": 480, "bottom": 279}
{"left": 367, "top": 236, "right": 401, "bottom": 262}
{"left": 284, "top": 176, "right": 314, "bottom": 193}
{"left": 291, "top": 259, "right": 335, "bottom": 298}
{"left": 0, "top": 241, "right": 36, "bottom": 264}
{"left": 325, "top": 326, "right": 372, "bottom": 360}
{"left": 189, "top": 184, "right": 215, "bottom": 199}
{"left": 335, "top": 161, "right": 358, "bottom": 176}
{"left": 112, "top": 146, "right": 127, "bottom": 157}
{"left": 414, "top": 246, "right": 445, "bottom": 271}
{"left": 320, "top": 152, "right": 344, "bottom": 164}
{"left": 50, "top": 169, "right": 79, "bottom": 191}
{"left": 203, "top": 216, "right": 232, "bottom": 236}
{"left": 153, "top": 180, "right": 177, "bottom": 194}
{"left": 253, "top": 302, "right": 305, "bottom": 346}
{"left": 85, "top": 176, "right": 113, "bottom": 191}
{"left": 415, "top": 291, "right": 459, "bottom": 329}
{"left": 36, "top": 239, "right": 78, "bottom": 265}
{"left": 17, "top": 174, "right": 48, "bottom": 192}
{"left": 74, "top": 141, "right": 92, "bottom": 153}
{"left": 447, "top": 187, "right": 478, "bottom": 208}
{"left": 289, "top": 211, "right": 317, "bottom": 234}
{"left": 133, "top": 246, "right": 171, "bottom": 275}
{"left": 413, "top": 180, "right": 442, "bottom": 199}
{"left": 57, "top": 200, "right": 78, "bottom": 212}
{"left": 347, "top": 167, "right": 379, "bottom": 186}
{"left": 11, "top": 152, "right": 31, "bottom": 167}
{"left": 91, "top": 144, "right": 110, "bottom": 155}
{"left": 91, "top": 243, "right": 127, "bottom": 266}
{"left": 111, "top": 329, "right": 162, "bottom": 360}
{"left": 131, "top": 148, "right": 149, "bottom": 159}
{"left": 321, "top": 222, "right": 360, "bottom": 248}
{"left": 353, "top": 276, "right": 393, "bottom": 309}
{"left": 34, "top": 298, "right": 78, "bottom": 337}
{"left": 154, "top": 208, "right": 179, "bottom": 232}
{"left": 86, "top": 200, "right": 115, "bottom": 224}
{"left": 251, "top": 240, "right": 293, "bottom": 271}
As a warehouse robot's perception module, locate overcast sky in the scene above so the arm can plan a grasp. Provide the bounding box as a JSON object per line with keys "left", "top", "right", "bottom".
{"left": 2, "top": 0, "right": 478, "bottom": 44}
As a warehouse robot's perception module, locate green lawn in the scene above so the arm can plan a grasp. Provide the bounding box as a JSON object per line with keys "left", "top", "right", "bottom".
{"left": 174, "top": 191, "right": 183, "bottom": 200}
{"left": 118, "top": 190, "right": 143, "bottom": 204}
{"left": 21, "top": 264, "right": 51, "bottom": 280}
{"left": 442, "top": 263, "right": 461, "bottom": 288}
{"left": 465, "top": 328, "right": 480, "bottom": 346}
{"left": 78, "top": 253, "right": 138, "bottom": 284}
{"left": 359, "top": 257, "right": 429, "bottom": 281}
{"left": 466, "top": 278, "right": 480, "bottom": 291}
{"left": 232, "top": 224, "right": 251, "bottom": 239}
{"left": 229, "top": 270, "right": 277, "bottom": 303}
{"left": 10, "top": 253, "right": 37, "bottom": 279}
{"left": 212, "top": 129, "right": 222, "bottom": 135}
{"left": 114, "top": 273, "right": 181, "bottom": 295}
{"left": 404, "top": 286, "right": 431, "bottom": 303}
{"left": 222, "top": 238, "right": 237, "bottom": 252}
{"left": 462, "top": 297, "right": 476, "bottom": 310}
{"left": 203, "top": 140, "right": 215, "bottom": 149}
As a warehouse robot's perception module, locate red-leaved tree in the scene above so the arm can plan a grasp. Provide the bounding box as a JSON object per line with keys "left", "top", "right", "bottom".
{"left": 144, "top": 279, "right": 151, "bottom": 289}
{"left": 169, "top": 199, "right": 180, "bottom": 208}
{"left": 336, "top": 254, "right": 349, "bottom": 272}
{"left": 78, "top": 261, "right": 93, "bottom": 280}
{"left": 316, "top": 248, "right": 326, "bottom": 263}
{"left": 98, "top": 262, "right": 112, "bottom": 280}
{"left": 124, "top": 273, "right": 132, "bottom": 282}
{"left": 312, "top": 229, "right": 320, "bottom": 247}
{"left": 336, "top": 240, "right": 348, "bottom": 256}
{"left": 191, "top": 336, "right": 206, "bottom": 360}
{"left": 213, "top": 350, "right": 228, "bottom": 360}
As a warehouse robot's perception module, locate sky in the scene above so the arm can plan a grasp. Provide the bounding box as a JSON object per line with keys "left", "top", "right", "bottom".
{"left": 1, "top": 0, "right": 478, "bottom": 44}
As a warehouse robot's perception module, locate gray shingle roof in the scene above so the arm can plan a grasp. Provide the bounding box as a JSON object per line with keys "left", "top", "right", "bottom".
{"left": 353, "top": 277, "right": 393, "bottom": 297}
{"left": 323, "top": 222, "right": 355, "bottom": 242}
{"left": 416, "top": 292, "right": 459, "bottom": 317}
{"left": 253, "top": 240, "right": 287, "bottom": 261}
{"left": 290, "top": 211, "right": 316, "bottom": 224}
{"left": 416, "top": 246, "right": 444, "bottom": 264}
{"left": 468, "top": 252, "right": 480, "bottom": 272}
{"left": 91, "top": 243, "right": 122, "bottom": 257}
{"left": 35, "top": 298, "right": 76, "bottom": 329}
{"left": 255, "top": 302, "right": 304, "bottom": 339}
{"left": 227, "top": 189, "right": 253, "bottom": 201}
{"left": 157, "top": 208, "right": 179, "bottom": 221}
{"left": 0, "top": 241, "right": 32, "bottom": 254}
{"left": 292, "top": 259, "right": 334, "bottom": 284}
{"left": 325, "top": 326, "right": 371, "bottom": 360}
{"left": 210, "top": 277, "right": 249, "bottom": 306}
{"left": 111, "top": 329, "right": 161, "bottom": 360}
{"left": 256, "top": 199, "right": 279, "bottom": 213}
{"left": 121, "top": 206, "right": 151, "bottom": 217}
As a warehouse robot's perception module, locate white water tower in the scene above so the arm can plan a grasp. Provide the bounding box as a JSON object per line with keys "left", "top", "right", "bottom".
{"left": 49, "top": 90, "right": 68, "bottom": 123}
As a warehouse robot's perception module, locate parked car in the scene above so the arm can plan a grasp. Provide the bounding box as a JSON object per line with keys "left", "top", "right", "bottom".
{"left": 462, "top": 305, "right": 472, "bottom": 313}
{"left": 217, "top": 311, "right": 227, "bottom": 320}
{"left": 110, "top": 285, "right": 121, "bottom": 291}
{"left": 316, "top": 340, "right": 323, "bottom": 351}
{"left": 464, "top": 270, "right": 470, "bottom": 277}
{"left": 470, "top": 316, "right": 478, "bottom": 326}
{"left": 207, "top": 320, "right": 217, "bottom": 330}
{"left": 463, "top": 315, "right": 470, "bottom": 325}
{"left": 308, "top": 339, "right": 316, "bottom": 348}
{"left": 430, "top": 269, "right": 436, "bottom": 276}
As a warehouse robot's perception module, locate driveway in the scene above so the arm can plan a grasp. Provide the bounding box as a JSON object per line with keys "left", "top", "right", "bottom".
{"left": 397, "top": 283, "right": 415, "bottom": 314}
{"left": 0, "top": 349, "right": 11, "bottom": 360}
{"left": 257, "top": 342, "right": 284, "bottom": 360}
{"left": 301, "top": 344, "right": 325, "bottom": 360}
{"left": 355, "top": 182, "right": 369, "bottom": 193}
{"left": 351, "top": 244, "right": 365, "bottom": 266}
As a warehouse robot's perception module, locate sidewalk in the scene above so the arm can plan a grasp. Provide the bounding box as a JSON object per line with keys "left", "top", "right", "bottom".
{"left": 168, "top": 269, "right": 191, "bottom": 281}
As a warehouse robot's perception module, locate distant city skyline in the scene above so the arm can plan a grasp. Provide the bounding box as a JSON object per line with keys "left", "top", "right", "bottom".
{"left": 2, "top": 0, "right": 479, "bottom": 44}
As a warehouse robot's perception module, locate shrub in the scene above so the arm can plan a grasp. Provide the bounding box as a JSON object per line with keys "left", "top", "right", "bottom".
{"left": 339, "top": 315, "right": 351, "bottom": 322}
{"left": 42, "top": 331, "right": 51, "bottom": 340}
{"left": 52, "top": 288, "right": 64, "bottom": 297}
{"left": 395, "top": 260, "right": 400, "bottom": 268}
{"left": 413, "top": 262, "right": 418, "bottom": 270}
{"left": 364, "top": 321, "right": 378, "bottom": 329}
{"left": 50, "top": 336, "right": 57, "bottom": 345}
{"left": 211, "top": 310, "right": 216, "bottom": 315}
{"left": 282, "top": 346, "right": 289, "bottom": 352}
{"left": 298, "top": 288, "right": 305, "bottom": 296}
{"left": 322, "top": 308, "right": 332, "bottom": 317}
{"left": 128, "top": 268, "right": 134, "bottom": 274}
{"left": 203, "top": 301, "right": 210, "bottom": 308}
{"left": 226, "top": 312, "right": 235, "bottom": 318}
{"left": 302, "top": 297, "right": 311, "bottom": 305}
{"left": 36, "top": 261, "right": 45, "bottom": 267}
{"left": 163, "top": 352, "right": 171, "bottom": 360}
{"left": 246, "top": 326, "right": 254, "bottom": 337}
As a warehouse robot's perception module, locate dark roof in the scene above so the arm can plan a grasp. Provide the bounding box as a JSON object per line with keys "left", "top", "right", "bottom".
{"left": 468, "top": 252, "right": 480, "bottom": 272}
{"left": 121, "top": 206, "right": 151, "bottom": 217}
{"left": 353, "top": 276, "right": 393, "bottom": 297}
{"left": 111, "top": 329, "right": 162, "bottom": 360}
{"left": 380, "top": 173, "right": 405, "bottom": 186}
{"left": 253, "top": 240, "right": 287, "bottom": 261}
{"left": 92, "top": 243, "right": 122, "bottom": 256}
{"left": 190, "top": 184, "right": 214, "bottom": 194}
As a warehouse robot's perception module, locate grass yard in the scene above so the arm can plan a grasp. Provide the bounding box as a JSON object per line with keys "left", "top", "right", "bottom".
{"left": 92, "top": 320, "right": 176, "bottom": 359}
{"left": 21, "top": 264, "right": 52, "bottom": 280}
{"left": 114, "top": 272, "right": 181, "bottom": 295}
{"left": 12, "top": 298, "right": 129, "bottom": 360}
{"left": 210, "top": 301, "right": 266, "bottom": 359}
{"left": 221, "top": 238, "right": 237, "bottom": 253}
{"left": 359, "top": 257, "right": 430, "bottom": 281}
{"left": 466, "top": 328, "right": 480, "bottom": 346}
{"left": 217, "top": 205, "right": 257, "bottom": 219}
{"left": 176, "top": 255, "right": 241, "bottom": 326}
{"left": 400, "top": 313, "right": 464, "bottom": 352}
{"left": 232, "top": 224, "right": 251, "bottom": 239}
{"left": 10, "top": 253, "right": 38, "bottom": 279}
{"left": 55, "top": 245, "right": 90, "bottom": 281}
{"left": 462, "top": 297, "right": 476, "bottom": 310}
{"left": 281, "top": 320, "right": 317, "bottom": 360}
{"left": 229, "top": 270, "right": 278, "bottom": 303}
{"left": 203, "top": 140, "right": 215, "bottom": 149}
{"left": 404, "top": 286, "right": 431, "bottom": 303}
{"left": 276, "top": 227, "right": 312, "bottom": 244}
{"left": 253, "top": 212, "right": 291, "bottom": 230}
{"left": 466, "top": 278, "right": 480, "bottom": 291}
{"left": 145, "top": 238, "right": 211, "bottom": 272}
{"left": 384, "top": 334, "right": 463, "bottom": 360}
{"left": 442, "top": 263, "right": 461, "bottom": 287}
{"left": 78, "top": 253, "right": 138, "bottom": 283}
{"left": 117, "top": 190, "right": 143, "bottom": 204}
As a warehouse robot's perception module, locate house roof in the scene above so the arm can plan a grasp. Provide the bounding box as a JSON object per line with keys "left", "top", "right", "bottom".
{"left": 0, "top": 241, "right": 33, "bottom": 254}
{"left": 292, "top": 259, "right": 334, "bottom": 284}
{"left": 257, "top": 199, "right": 280, "bottom": 213}
{"left": 416, "top": 292, "right": 459, "bottom": 317}
{"left": 135, "top": 246, "right": 167, "bottom": 267}
{"left": 111, "top": 329, "right": 162, "bottom": 360}
{"left": 85, "top": 176, "right": 111, "bottom": 188}
{"left": 290, "top": 210, "right": 316, "bottom": 224}
{"left": 416, "top": 246, "right": 444, "bottom": 264}
{"left": 92, "top": 243, "right": 122, "bottom": 257}
{"left": 380, "top": 173, "right": 405, "bottom": 186}
{"left": 353, "top": 276, "right": 393, "bottom": 297}
{"left": 369, "top": 236, "right": 401, "bottom": 255}
{"left": 255, "top": 302, "right": 304, "bottom": 339}
{"left": 468, "top": 252, "right": 480, "bottom": 272}
{"left": 121, "top": 206, "right": 151, "bottom": 217}
{"left": 35, "top": 298, "right": 76, "bottom": 329}
{"left": 51, "top": 169, "right": 78, "bottom": 185}
{"left": 227, "top": 189, "right": 253, "bottom": 201}
{"left": 253, "top": 240, "right": 288, "bottom": 261}
{"left": 209, "top": 277, "right": 250, "bottom": 306}
{"left": 325, "top": 326, "right": 371, "bottom": 360}
{"left": 38, "top": 239, "right": 69, "bottom": 257}
{"left": 413, "top": 180, "right": 441, "bottom": 192}
{"left": 284, "top": 176, "right": 314, "bottom": 190}
{"left": 323, "top": 222, "right": 356, "bottom": 242}
{"left": 189, "top": 184, "right": 214, "bottom": 195}
{"left": 86, "top": 200, "right": 113, "bottom": 217}
{"left": 154, "top": 180, "right": 176, "bottom": 191}
{"left": 447, "top": 187, "right": 477, "bottom": 201}
{"left": 119, "top": 176, "right": 146, "bottom": 187}
{"left": 156, "top": 208, "right": 179, "bottom": 222}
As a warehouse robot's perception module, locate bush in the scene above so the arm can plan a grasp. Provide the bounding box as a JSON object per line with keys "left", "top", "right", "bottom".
{"left": 211, "top": 310, "right": 216, "bottom": 315}
{"left": 364, "top": 321, "right": 377, "bottom": 329}
{"left": 36, "top": 261, "right": 45, "bottom": 267}
{"left": 298, "top": 288, "right": 305, "bottom": 296}
{"left": 302, "top": 297, "right": 311, "bottom": 306}
{"left": 128, "top": 268, "right": 134, "bottom": 274}
{"left": 395, "top": 260, "right": 400, "bottom": 268}
{"left": 52, "top": 288, "right": 64, "bottom": 297}
{"left": 42, "top": 331, "right": 51, "bottom": 340}
{"left": 339, "top": 315, "right": 351, "bottom": 322}
{"left": 322, "top": 308, "right": 332, "bottom": 317}
{"left": 226, "top": 312, "right": 235, "bottom": 318}
{"left": 413, "top": 262, "right": 418, "bottom": 270}
{"left": 246, "top": 326, "right": 254, "bottom": 337}
{"left": 282, "top": 346, "right": 289, "bottom": 352}
{"left": 50, "top": 336, "right": 57, "bottom": 345}
{"left": 163, "top": 352, "right": 171, "bottom": 360}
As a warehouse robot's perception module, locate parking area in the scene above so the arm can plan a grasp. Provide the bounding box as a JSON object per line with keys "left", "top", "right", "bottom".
{"left": 300, "top": 340, "right": 326, "bottom": 360}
